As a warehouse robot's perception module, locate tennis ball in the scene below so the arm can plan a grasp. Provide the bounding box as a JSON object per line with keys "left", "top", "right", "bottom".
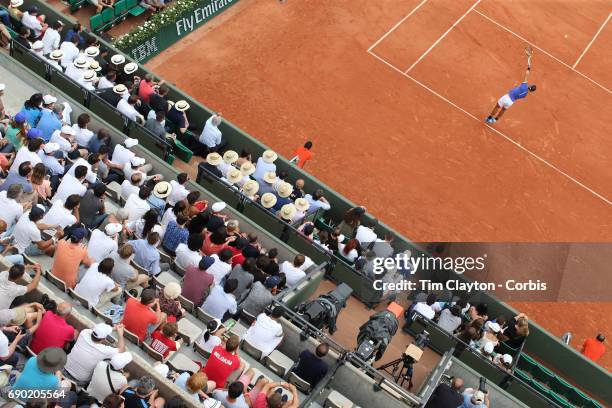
{"left": 564, "top": 34, "right": 568, "bottom": 38}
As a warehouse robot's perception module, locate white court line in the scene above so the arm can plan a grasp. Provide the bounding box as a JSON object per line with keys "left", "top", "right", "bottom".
{"left": 367, "top": 49, "right": 612, "bottom": 206}
{"left": 404, "top": 0, "right": 482, "bottom": 73}
{"left": 473, "top": 9, "right": 611, "bottom": 94}
{"left": 573, "top": 12, "right": 612, "bottom": 69}
{"left": 368, "top": 0, "right": 428, "bottom": 52}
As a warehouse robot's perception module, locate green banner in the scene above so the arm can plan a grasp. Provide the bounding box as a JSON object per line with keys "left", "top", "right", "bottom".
{"left": 114, "top": 0, "right": 238, "bottom": 63}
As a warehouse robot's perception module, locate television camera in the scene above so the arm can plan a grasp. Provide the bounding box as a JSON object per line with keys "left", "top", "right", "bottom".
{"left": 295, "top": 283, "right": 352, "bottom": 334}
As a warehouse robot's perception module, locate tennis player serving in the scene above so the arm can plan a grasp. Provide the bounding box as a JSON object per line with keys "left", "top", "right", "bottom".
{"left": 486, "top": 47, "right": 536, "bottom": 123}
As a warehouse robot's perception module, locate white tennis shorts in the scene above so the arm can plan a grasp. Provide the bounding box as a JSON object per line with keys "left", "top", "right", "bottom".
{"left": 497, "top": 94, "right": 514, "bottom": 109}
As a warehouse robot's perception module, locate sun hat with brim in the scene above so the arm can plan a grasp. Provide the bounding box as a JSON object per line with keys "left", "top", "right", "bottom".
{"left": 37, "top": 347, "right": 67, "bottom": 373}
{"left": 174, "top": 100, "right": 190, "bottom": 112}
{"left": 82, "top": 70, "right": 96, "bottom": 82}
{"left": 111, "top": 54, "right": 125, "bottom": 65}
{"left": 153, "top": 181, "right": 172, "bottom": 198}
{"left": 124, "top": 62, "right": 138, "bottom": 74}
{"left": 263, "top": 172, "right": 276, "bottom": 184}
{"left": 74, "top": 57, "right": 88, "bottom": 69}
{"left": 262, "top": 149, "right": 278, "bottom": 163}
{"left": 260, "top": 193, "right": 277, "bottom": 209}
{"left": 242, "top": 180, "right": 259, "bottom": 196}
{"left": 222, "top": 150, "right": 238, "bottom": 164}
{"left": 206, "top": 152, "right": 223, "bottom": 166}
{"left": 279, "top": 204, "right": 297, "bottom": 221}
{"left": 294, "top": 197, "right": 309, "bottom": 212}
{"left": 89, "top": 60, "right": 102, "bottom": 72}
{"left": 10, "top": 306, "right": 27, "bottom": 326}
{"left": 240, "top": 162, "right": 255, "bottom": 176}
{"left": 164, "top": 282, "right": 182, "bottom": 299}
{"left": 113, "top": 84, "right": 127, "bottom": 95}
{"left": 49, "top": 50, "right": 63, "bottom": 60}
{"left": 10, "top": 0, "right": 23, "bottom": 7}
{"left": 85, "top": 46, "right": 100, "bottom": 58}
{"left": 226, "top": 168, "right": 242, "bottom": 185}
{"left": 277, "top": 182, "right": 293, "bottom": 198}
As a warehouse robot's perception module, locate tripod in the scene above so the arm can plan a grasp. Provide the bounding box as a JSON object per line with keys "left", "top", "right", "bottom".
{"left": 378, "top": 355, "right": 415, "bottom": 389}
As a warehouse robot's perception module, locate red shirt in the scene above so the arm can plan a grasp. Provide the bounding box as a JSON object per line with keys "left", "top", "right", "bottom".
{"left": 231, "top": 252, "right": 245, "bottom": 268}
{"left": 582, "top": 339, "right": 605, "bottom": 361}
{"left": 292, "top": 146, "right": 312, "bottom": 169}
{"left": 138, "top": 80, "right": 155, "bottom": 104}
{"left": 203, "top": 345, "right": 240, "bottom": 388}
{"left": 30, "top": 311, "right": 75, "bottom": 354}
{"left": 150, "top": 330, "right": 177, "bottom": 358}
{"left": 122, "top": 298, "right": 158, "bottom": 341}
{"left": 253, "top": 393, "right": 269, "bottom": 408}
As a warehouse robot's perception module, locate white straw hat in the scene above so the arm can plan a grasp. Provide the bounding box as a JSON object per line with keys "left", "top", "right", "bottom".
{"left": 226, "top": 168, "right": 242, "bottom": 185}
{"left": 260, "top": 193, "right": 277, "bottom": 209}
{"left": 263, "top": 172, "right": 276, "bottom": 184}
{"left": 206, "top": 152, "right": 222, "bottom": 166}
{"left": 222, "top": 150, "right": 238, "bottom": 164}
{"left": 240, "top": 161, "right": 255, "bottom": 176}
{"left": 294, "top": 197, "right": 309, "bottom": 212}
{"left": 277, "top": 182, "right": 293, "bottom": 198}
{"left": 262, "top": 149, "right": 278, "bottom": 163}
{"left": 279, "top": 204, "right": 296, "bottom": 221}
{"left": 242, "top": 180, "right": 259, "bottom": 196}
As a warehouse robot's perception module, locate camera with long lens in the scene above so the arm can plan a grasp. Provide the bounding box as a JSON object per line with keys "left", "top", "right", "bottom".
{"left": 377, "top": 329, "right": 430, "bottom": 389}
{"left": 355, "top": 304, "right": 402, "bottom": 363}
{"left": 295, "top": 283, "right": 352, "bottom": 334}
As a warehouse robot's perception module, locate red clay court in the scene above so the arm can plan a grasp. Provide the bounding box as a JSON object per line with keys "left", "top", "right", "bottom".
{"left": 147, "top": 0, "right": 612, "bottom": 369}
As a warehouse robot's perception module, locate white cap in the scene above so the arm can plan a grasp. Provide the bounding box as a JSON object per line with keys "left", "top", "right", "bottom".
{"left": 92, "top": 323, "right": 112, "bottom": 339}
{"left": 153, "top": 363, "right": 169, "bottom": 377}
{"left": 502, "top": 354, "right": 513, "bottom": 364}
{"left": 130, "top": 156, "right": 146, "bottom": 167}
{"left": 488, "top": 322, "right": 501, "bottom": 333}
{"left": 211, "top": 201, "right": 226, "bottom": 212}
{"left": 110, "top": 352, "right": 133, "bottom": 370}
{"left": 473, "top": 391, "right": 485, "bottom": 404}
{"left": 124, "top": 138, "right": 138, "bottom": 148}
{"left": 61, "top": 125, "right": 76, "bottom": 135}
{"left": 31, "top": 40, "right": 44, "bottom": 50}
{"left": 152, "top": 225, "right": 163, "bottom": 235}
{"left": 0, "top": 84, "right": 5, "bottom": 92}
{"left": 43, "top": 143, "right": 60, "bottom": 154}
{"left": 43, "top": 95, "right": 57, "bottom": 105}
{"left": 105, "top": 223, "right": 123, "bottom": 236}
{"left": 483, "top": 342, "right": 494, "bottom": 354}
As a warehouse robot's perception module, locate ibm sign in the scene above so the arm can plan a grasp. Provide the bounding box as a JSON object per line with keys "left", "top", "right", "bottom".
{"left": 130, "top": 38, "right": 159, "bottom": 62}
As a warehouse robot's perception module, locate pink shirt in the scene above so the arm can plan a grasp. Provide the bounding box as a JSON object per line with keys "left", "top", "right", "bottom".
{"left": 30, "top": 311, "right": 75, "bottom": 354}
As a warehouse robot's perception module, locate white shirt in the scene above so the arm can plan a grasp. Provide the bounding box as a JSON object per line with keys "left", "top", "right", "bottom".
{"left": 0, "top": 191, "right": 24, "bottom": 228}
{"left": 85, "top": 361, "right": 128, "bottom": 403}
{"left": 0, "top": 331, "right": 9, "bottom": 358}
{"left": 195, "top": 332, "right": 222, "bottom": 354}
{"left": 46, "top": 59, "right": 62, "bottom": 71}
{"left": 10, "top": 147, "right": 42, "bottom": 173}
{"left": 207, "top": 254, "right": 231, "bottom": 284}
{"left": 175, "top": 243, "right": 201, "bottom": 270}
{"left": 0, "top": 271, "right": 28, "bottom": 309}
{"left": 413, "top": 303, "right": 436, "bottom": 320}
{"left": 117, "top": 99, "right": 141, "bottom": 122}
{"left": 280, "top": 261, "right": 306, "bottom": 287}
{"left": 42, "top": 200, "right": 77, "bottom": 228}
{"left": 124, "top": 194, "right": 150, "bottom": 222}
{"left": 355, "top": 225, "right": 378, "bottom": 246}
{"left": 201, "top": 284, "right": 237, "bottom": 319}
{"left": 111, "top": 144, "right": 135, "bottom": 167}
{"left": 78, "top": 79, "right": 96, "bottom": 91}
{"left": 122, "top": 163, "right": 146, "bottom": 183}
{"left": 199, "top": 115, "right": 222, "bottom": 148}
{"left": 67, "top": 157, "right": 97, "bottom": 184}
{"left": 252, "top": 157, "right": 276, "bottom": 181}
{"left": 72, "top": 125, "right": 94, "bottom": 147}
{"left": 65, "top": 64, "right": 84, "bottom": 83}
{"left": 50, "top": 130, "right": 73, "bottom": 152}
{"left": 65, "top": 329, "right": 119, "bottom": 382}
{"left": 74, "top": 263, "right": 116, "bottom": 307}
{"left": 60, "top": 41, "right": 79, "bottom": 68}
{"left": 55, "top": 173, "right": 87, "bottom": 203}
{"left": 243, "top": 313, "right": 283, "bottom": 356}
{"left": 13, "top": 212, "right": 42, "bottom": 252}
{"left": 167, "top": 180, "right": 189, "bottom": 206}
{"left": 42, "top": 28, "right": 61, "bottom": 55}
{"left": 121, "top": 180, "right": 140, "bottom": 200}
{"left": 21, "top": 12, "right": 43, "bottom": 37}
{"left": 338, "top": 243, "right": 358, "bottom": 262}
{"left": 87, "top": 229, "right": 118, "bottom": 262}
{"left": 97, "top": 76, "right": 114, "bottom": 90}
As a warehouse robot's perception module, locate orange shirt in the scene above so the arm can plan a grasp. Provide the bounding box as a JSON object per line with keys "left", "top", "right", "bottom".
{"left": 51, "top": 241, "right": 92, "bottom": 288}
{"left": 122, "top": 298, "right": 158, "bottom": 341}
{"left": 582, "top": 339, "right": 605, "bottom": 361}
{"left": 293, "top": 146, "right": 312, "bottom": 169}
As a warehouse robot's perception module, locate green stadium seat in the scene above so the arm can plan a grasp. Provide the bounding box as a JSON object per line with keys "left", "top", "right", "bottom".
{"left": 90, "top": 14, "right": 105, "bottom": 32}
{"left": 547, "top": 391, "right": 573, "bottom": 408}
{"left": 549, "top": 375, "right": 573, "bottom": 397}
{"left": 513, "top": 368, "right": 531, "bottom": 384}
{"left": 498, "top": 341, "right": 519, "bottom": 356}
{"left": 532, "top": 364, "right": 555, "bottom": 386}
{"left": 6, "top": 26, "right": 18, "bottom": 39}
{"left": 171, "top": 138, "right": 194, "bottom": 163}
{"left": 567, "top": 387, "right": 591, "bottom": 407}
{"left": 530, "top": 378, "right": 550, "bottom": 398}
{"left": 101, "top": 7, "right": 115, "bottom": 24}
{"left": 126, "top": 0, "right": 147, "bottom": 16}
{"left": 585, "top": 397, "right": 604, "bottom": 408}
{"left": 114, "top": 0, "right": 127, "bottom": 17}
{"left": 314, "top": 217, "right": 334, "bottom": 232}
{"left": 516, "top": 353, "right": 538, "bottom": 373}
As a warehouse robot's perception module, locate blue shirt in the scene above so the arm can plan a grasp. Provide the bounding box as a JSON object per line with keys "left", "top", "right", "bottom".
{"left": 19, "top": 106, "right": 42, "bottom": 127}
{"left": 272, "top": 196, "right": 291, "bottom": 212}
{"left": 87, "top": 135, "right": 108, "bottom": 154}
{"left": 508, "top": 83, "right": 529, "bottom": 102}
{"left": 304, "top": 194, "right": 331, "bottom": 214}
{"left": 35, "top": 110, "right": 61, "bottom": 142}
{"left": 12, "top": 356, "right": 60, "bottom": 390}
{"left": 162, "top": 221, "right": 188, "bottom": 252}
{"left": 147, "top": 196, "right": 166, "bottom": 218}
{"left": 0, "top": 172, "right": 33, "bottom": 193}
{"left": 458, "top": 393, "right": 486, "bottom": 408}
{"left": 39, "top": 152, "right": 65, "bottom": 176}
{"left": 128, "top": 239, "right": 161, "bottom": 276}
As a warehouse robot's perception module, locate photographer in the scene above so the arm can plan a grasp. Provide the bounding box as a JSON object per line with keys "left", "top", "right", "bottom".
{"left": 425, "top": 377, "right": 463, "bottom": 408}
